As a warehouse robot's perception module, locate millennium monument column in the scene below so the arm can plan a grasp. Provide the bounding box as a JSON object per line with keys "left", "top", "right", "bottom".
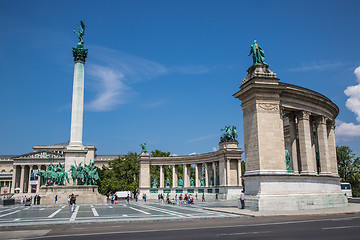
{"left": 65, "top": 21, "right": 89, "bottom": 173}
{"left": 233, "top": 40, "right": 347, "bottom": 211}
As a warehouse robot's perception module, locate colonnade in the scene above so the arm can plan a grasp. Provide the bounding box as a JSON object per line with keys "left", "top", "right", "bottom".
{"left": 286, "top": 111, "right": 338, "bottom": 176}
{"left": 11, "top": 164, "right": 49, "bottom": 194}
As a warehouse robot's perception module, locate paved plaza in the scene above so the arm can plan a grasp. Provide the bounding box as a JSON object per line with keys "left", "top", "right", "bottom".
{"left": 0, "top": 200, "right": 241, "bottom": 228}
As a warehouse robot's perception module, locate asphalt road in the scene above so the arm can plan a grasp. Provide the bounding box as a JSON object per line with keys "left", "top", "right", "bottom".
{"left": 1, "top": 213, "right": 360, "bottom": 240}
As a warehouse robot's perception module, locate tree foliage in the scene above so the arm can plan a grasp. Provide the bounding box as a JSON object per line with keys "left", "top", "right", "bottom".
{"left": 98, "top": 152, "right": 139, "bottom": 196}
{"left": 337, "top": 145, "right": 360, "bottom": 197}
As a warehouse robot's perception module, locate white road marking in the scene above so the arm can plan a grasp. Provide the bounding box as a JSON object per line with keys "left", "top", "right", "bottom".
{"left": 218, "top": 231, "right": 271, "bottom": 236}
{"left": 13, "top": 218, "right": 21, "bottom": 221}
{"left": 0, "top": 210, "right": 20, "bottom": 218}
{"left": 122, "top": 215, "right": 128, "bottom": 217}
{"left": 48, "top": 209, "right": 62, "bottom": 218}
{"left": 129, "top": 207, "right": 151, "bottom": 215}
{"left": 40, "top": 208, "right": 45, "bottom": 210}
{"left": 91, "top": 207, "right": 99, "bottom": 217}
{"left": 61, "top": 205, "right": 66, "bottom": 209}
{"left": 69, "top": 206, "right": 79, "bottom": 222}
{"left": 109, "top": 206, "right": 113, "bottom": 208}
{"left": 140, "top": 205, "right": 189, "bottom": 218}
{"left": 0, "top": 208, "right": 18, "bottom": 213}
{"left": 323, "top": 225, "right": 360, "bottom": 230}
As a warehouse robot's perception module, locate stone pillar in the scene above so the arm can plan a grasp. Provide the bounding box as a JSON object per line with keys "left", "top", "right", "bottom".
{"left": 36, "top": 165, "right": 41, "bottom": 193}
{"left": 238, "top": 159, "right": 242, "bottom": 186}
{"left": 19, "top": 165, "right": 25, "bottom": 193}
{"left": 226, "top": 159, "right": 230, "bottom": 186}
{"left": 218, "top": 159, "right": 226, "bottom": 186}
{"left": 138, "top": 152, "right": 151, "bottom": 189}
{"left": 195, "top": 164, "right": 199, "bottom": 187}
{"left": 212, "top": 162, "right": 217, "bottom": 186}
{"left": 288, "top": 113, "right": 299, "bottom": 173}
{"left": 317, "top": 116, "right": 331, "bottom": 175}
{"left": 204, "top": 163, "right": 209, "bottom": 187}
{"left": 69, "top": 44, "right": 88, "bottom": 149}
{"left": 172, "top": 165, "right": 178, "bottom": 187}
{"left": 11, "top": 165, "right": 16, "bottom": 193}
{"left": 28, "top": 165, "right": 33, "bottom": 193}
{"left": 297, "top": 111, "right": 316, "bottom": 175}
{"left": 327, "top": 121, "right": 338, "bottom": 176}
{"left": 160, "top": 165, "right": 164, "bottom": 188}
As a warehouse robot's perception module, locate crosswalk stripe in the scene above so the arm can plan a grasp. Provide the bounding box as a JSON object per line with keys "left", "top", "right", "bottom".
{"left": 129, "top": 207, "right": 151, "bottom": 215}
{"left": 140, "top": 205, "right": 188, "bottom": 218}
{"left": 0, "top": 210, "right": 20, "bottom": 218}
{"left": 69, "top": 206, "right": 79, "bottom": 222}
{"left": 91, "top": 207, "right": 99, "bottom": 217}
{"left": 48, "top": 209, "right": 62, "bottom": 218}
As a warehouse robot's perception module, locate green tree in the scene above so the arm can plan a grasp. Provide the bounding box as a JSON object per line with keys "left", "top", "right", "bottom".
{"left": 98, "top": 152, "right": 139, "bottom": 196}
{"left": 337, "top": 145, "right": 360, "bottom": 197}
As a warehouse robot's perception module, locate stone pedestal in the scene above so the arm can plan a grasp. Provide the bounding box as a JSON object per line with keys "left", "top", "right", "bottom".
{"left": 38, "top": 185, "right": 106, "bottom": 205}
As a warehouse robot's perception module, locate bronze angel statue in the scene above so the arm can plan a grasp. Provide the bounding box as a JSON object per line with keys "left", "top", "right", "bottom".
{"left": 74, "top": 20, "right": 85, "bottom": 46}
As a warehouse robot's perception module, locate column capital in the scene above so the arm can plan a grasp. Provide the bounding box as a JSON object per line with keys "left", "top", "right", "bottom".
{"left": 297, "top": 111, "right": 311, "bottom": 121}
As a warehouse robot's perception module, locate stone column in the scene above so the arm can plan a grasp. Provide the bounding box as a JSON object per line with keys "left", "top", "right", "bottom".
{"left": 238, "top": 159, "right": 242, "bottom": 186}
{"left": 138, "top": 152, "right": 151, "bottom": 189}
{"left": 160, "top": 165, "right": 164, "bottom": 188}
{"left": 172, "top": 165, "right": 178, "bottom": 187}
{"left": 218, "top": 159, "right": 226, "bottom": 186}
{"left": 11, "top": 165, "right": 17, "bottom": 193}
{"left": 36, "top": 165, "right": 41, "bottom": 193}
{"left": 212, "top": 162, "right": 217, "bottom": 186}
{"left": 204, "top": 163, "right": 209, "bottom": 187}
{"left": 317, "top": 116, "right": 331, "bottom": 174}
{"left": 69, "top": 44, "right": 88, "bottom": 149}
{"left": 226, "top": 159, "right": 231, "bottom": 186}
{"left": 19, "top": 165, "right": 25, "bottom": 193}
{"left": 28, "top": 165, "right": 33, "bottom": 193}
{"left": 327, "top": 121, "right": 338, "bottom": 176}
{"left": 288, "top": 113, "right": 299, "bottom": 173}
{"left": 195, "top": 164, "right": 199, "bottom": 187}
{"left": 297, "top": 111, "right": 316, "bottom": 175}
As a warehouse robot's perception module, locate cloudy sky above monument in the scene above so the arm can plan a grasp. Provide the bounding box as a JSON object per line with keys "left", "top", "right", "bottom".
{"left": 1, "top": 0, "right": 360, "bottom": 156}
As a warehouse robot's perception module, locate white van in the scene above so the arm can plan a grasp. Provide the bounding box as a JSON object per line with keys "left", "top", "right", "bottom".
{"left": 340, "top": 182, "right": 352, "bottom": 198}
{"left": 115, "top": 191, "right": 132, "bottom": 199}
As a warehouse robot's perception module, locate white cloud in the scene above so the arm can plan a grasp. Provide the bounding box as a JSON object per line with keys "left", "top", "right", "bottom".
{"left": 212, "top": 147, "right": 217, "bottom": 151}
{"left": 189, "top": 152, "right": 197, "bottom": 155}
{"left": 170, "top": 153, "right": 178, "bottom": 157}
{"left": 336, "top": 66, "right": 360, "bottom": 139}
{"left": 286, "top": 61, "right": 343, "bottom": 72}
{"left": 84, "top": 46, "right": 214, "bottom": 111}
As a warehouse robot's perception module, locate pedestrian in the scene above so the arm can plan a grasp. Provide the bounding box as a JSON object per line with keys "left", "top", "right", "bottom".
{"left": 202, "top": 193, "right": 205, "bottom": 202}
{"left": 70, "top": 194, "right": 76, "bottom": 212}
{"left": 195, "top": 193, "right": 198, "bottom": 200}
{"left": 37, "top": 195, "right": 41, "bottom": 205}
{"left": 55, "top": 195, "right": 58, "bottom": 205}
{"left": 34, "top": 195, "right": 37, "bottom": 205}
{"left": 215, "top": 193, "right": 218, "bottom": 200}
{"left": 144, "top": 194, "right": 147, "bottom": 202}
{"left": 20, "top": 196, "right": 24, "bottom": 205}
{"left": 111, "top": 194, "right": 114, "bottom": 204}
{"left": 240, "top": 190, "right": 245, "bottom": 209}
{"left": 135, "top": 193, "right": 138, "bottom": 202}
{"left": 114, "top": 194, "right": 118, "bottom": 204}
{"left": 126, "top": 194, "right": 130, "bottom": 204}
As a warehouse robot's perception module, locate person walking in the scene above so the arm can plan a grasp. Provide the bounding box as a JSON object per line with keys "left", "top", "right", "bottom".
{"left": 114, "top": 194, "right": 118, "bottom": 204}
{"left": 202, "top": 193, "right": 205, "bottom": 202}
{"left": 240, "top": 190, "right": 245, "bottom": 209}
{"left": 70, "top": 194, "right": 76, "bottom": 213}
{"left": 54, "top": 195, "right": 58, "bottom": 205}
{"left": 126, "top": 194, "right": 130, "bottom": 204}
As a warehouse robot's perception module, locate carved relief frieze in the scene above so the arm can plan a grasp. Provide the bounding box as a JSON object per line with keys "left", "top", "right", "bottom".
{"left": 18, "top": 151, "right": 64, "bottom": 159}
{"left": 257, "top": 103, "right": 279, "bottom": 112}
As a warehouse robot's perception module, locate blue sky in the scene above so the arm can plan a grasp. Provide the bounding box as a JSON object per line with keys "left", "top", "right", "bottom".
{"left": 1, "top": 0, "right": 360, "bottom": 156}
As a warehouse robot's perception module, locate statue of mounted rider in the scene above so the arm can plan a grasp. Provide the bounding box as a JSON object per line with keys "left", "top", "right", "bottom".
{"left": 69, "top": 160, "right": 100, "bottom": 186}
{"left": 37, "top": 159, "right": 99, "bottom": 187}
{"left": 220, "top": 125, "right": 238, "bottom": 143}
{"left": 36, "top": 163, "right": 69, "bottom": 186}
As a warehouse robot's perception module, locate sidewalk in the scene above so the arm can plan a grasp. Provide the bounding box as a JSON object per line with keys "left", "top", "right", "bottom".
{"left": 204, "top": 203, "right": 360, "bottom": 217}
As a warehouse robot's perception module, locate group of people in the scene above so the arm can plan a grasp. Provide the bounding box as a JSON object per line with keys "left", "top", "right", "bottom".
{"left": 110, "top": 193, "right": 132, "bottom": 204}
{"left": 20, "top": 195, "right": 41, "bottom": 205}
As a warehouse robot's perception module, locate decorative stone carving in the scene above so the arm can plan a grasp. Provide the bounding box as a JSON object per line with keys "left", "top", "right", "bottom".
{"left": 18, "top": 151, "right": 63, "bottom": 159}
{"left": 242, "top": 64, "right": 277, "bottom": 84}
{"left": 257, "top": 103, "right": 279, "bottom": 112}
{"left": 297, "top": 111, "right": 310, "bottom": 121}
